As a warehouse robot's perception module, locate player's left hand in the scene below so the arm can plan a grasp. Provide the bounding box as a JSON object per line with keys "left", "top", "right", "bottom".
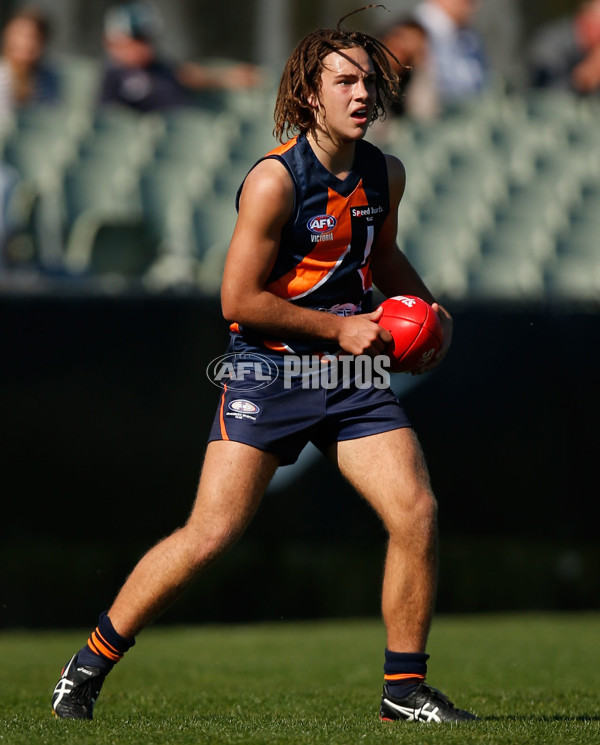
{"left": 412, "top": 302, "right": 453, "bottom": 375}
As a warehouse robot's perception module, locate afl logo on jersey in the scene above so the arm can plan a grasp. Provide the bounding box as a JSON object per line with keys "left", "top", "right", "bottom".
{"left": 307, "top": 214, "right": 337, "bottom": 234}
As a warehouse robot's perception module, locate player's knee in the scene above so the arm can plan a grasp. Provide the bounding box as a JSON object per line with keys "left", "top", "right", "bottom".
{"left": 415, "top": 488, "right": 438, "bottom": 528}
{"left": 181, "top": 521, "right": 240, "bottom": 569}
{"left": 386, "top": 487, "right": 437, "bottom": 538}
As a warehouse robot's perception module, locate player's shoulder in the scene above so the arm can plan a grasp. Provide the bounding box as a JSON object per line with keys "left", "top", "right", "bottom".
{"left": 382, "top": 153, "right": 406, "bottom": 201}
{"left": 243, "top": 156, "right": 294, "bottom": 195}
{"left": 382, "top": 152, "right": 406, "bottom": 179}
{"left": 238, "top": 156, "right": 295, "bottom": 218}
{"left": 359, "top": 139, "right": 405, "bottom": 179}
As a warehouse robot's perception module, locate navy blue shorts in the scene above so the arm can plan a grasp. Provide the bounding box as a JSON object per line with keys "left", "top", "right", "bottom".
{"left": 208, "top": 356, "right": 411, "bottom": 466}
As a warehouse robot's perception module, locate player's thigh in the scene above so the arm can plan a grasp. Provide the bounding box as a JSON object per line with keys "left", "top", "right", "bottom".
{"left": 331, "top": 428, "right": 436, "bottom": 529}
{"left": 187, "top": 440, "right": 280, "bottom": 537}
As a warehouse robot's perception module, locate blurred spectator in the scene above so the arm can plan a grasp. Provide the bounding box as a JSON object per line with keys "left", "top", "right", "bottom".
{"left": 529, "top": 0, "right": 600, "bottom": 94}
{"left": 0, "top": 7, "right": 58, "bottom": 262}
{"left": 0, "top": 163, "right": 19, "bottom": 265}
{"left": 100, "top": 1, "right": 261, "bottom": 113}
{"left": 379, "top": 16, "right": 439, "bottom": 119}
{"left": 0, "top": 7, "right": 59, "bottom": 122}
{"left": 413, "top": 0, "right": 488, "bottom": 106}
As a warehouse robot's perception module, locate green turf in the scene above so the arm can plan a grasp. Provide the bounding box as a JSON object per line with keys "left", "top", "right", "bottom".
{"left": 1, "top": 614, "right": 599, "bottom": 744}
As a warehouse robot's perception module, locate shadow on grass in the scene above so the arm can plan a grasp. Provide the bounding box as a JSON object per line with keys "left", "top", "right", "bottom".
{"left": 483, "top": 715, "right": 600, "bottom": 723}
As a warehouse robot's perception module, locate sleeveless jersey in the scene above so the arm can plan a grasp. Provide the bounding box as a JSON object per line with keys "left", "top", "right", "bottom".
{"left": 230, "top": 133, "right": 390, "bottom": 357}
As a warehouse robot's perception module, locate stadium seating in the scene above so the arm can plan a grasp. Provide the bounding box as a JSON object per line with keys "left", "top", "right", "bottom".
{"left": 1, "top": 106, "right": 85, "bottom": 268}
{"left": 469, "top": 253, "right": 545, "bottom": 301}
{"left": 545, "top": 254, "right": 600, "bottom": 301}
{"left": 65, "top": 213, "right": 157, "bottom": 280}
{"left": 1, "top": 62, "right": 598, "bottom": 303}
{"left": 54, "top": 54, "right": 101, "bottom": 113}
{"left": 79, "top": 107, "right": 161, "bottom": 167}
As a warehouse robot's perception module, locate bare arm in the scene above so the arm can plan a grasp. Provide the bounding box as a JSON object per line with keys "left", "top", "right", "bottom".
{"left": 371, "top": 154, "right": 453, "bottom": 369}
{"left": 177, "top": 61, "right": 262, "bottom": 90}
{"left": 221, "top": 159, "right": 390, "bottom": 356}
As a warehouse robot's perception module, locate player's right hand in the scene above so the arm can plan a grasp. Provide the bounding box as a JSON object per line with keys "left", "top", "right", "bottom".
{"left": 337, "top": 307, "right": 392, "bottom": 357}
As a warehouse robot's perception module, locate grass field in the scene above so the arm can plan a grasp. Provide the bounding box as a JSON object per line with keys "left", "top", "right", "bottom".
{"left": 1, "top": 613, "right": 599, "bottom": 745}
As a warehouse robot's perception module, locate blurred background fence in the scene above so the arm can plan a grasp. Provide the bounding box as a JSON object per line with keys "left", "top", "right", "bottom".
{"left": 0, "top": 0, "right": 599, "bottom": 628}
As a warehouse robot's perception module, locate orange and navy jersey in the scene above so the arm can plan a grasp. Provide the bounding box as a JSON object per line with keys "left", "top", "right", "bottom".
{"left": 231, "top": 133, "right": 390, "bottom": 357}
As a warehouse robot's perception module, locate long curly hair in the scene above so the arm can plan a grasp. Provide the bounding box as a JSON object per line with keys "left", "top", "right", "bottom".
{"left": 274, "top": 6, "right": 401, "bottom": 143}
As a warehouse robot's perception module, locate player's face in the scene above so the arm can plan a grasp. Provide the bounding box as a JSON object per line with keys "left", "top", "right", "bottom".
{"left": 311, "top": 46, "right": 376, "bottom": 143}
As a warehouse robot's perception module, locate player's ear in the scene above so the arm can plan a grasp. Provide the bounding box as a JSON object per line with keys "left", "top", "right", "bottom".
{"left": 307, "top": 89, "right": 319, "bottom": 109}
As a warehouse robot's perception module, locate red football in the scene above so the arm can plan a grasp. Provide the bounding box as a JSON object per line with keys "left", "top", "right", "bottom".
{"left": 377, "top": 295, "right": 443, "bottom": 373}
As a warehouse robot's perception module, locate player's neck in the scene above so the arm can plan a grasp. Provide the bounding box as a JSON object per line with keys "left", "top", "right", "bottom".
{"left": 306, "top": 131, "right": 356, "bottom": 180}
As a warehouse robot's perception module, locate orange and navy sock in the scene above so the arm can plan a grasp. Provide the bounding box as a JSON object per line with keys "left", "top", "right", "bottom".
{"left": 384, "top": 649, "right": 429, "bottom": 698}
{"left": 76, "top": 611, "right": 135, "bottom": 674}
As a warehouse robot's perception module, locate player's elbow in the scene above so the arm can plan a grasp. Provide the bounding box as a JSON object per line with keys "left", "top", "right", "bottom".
{"left": 221, "top": 275, "right": 267, "bottom": 326}
{"left": 221, "top": 283, "right": 251, "bottom": 325}
{"left": 221, "top": 291, "right": 240, "bottom": 324}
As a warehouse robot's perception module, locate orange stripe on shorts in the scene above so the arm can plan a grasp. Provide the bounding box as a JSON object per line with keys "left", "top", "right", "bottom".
{"left": 219, "top": 384, "right": 229, "bottom": 440}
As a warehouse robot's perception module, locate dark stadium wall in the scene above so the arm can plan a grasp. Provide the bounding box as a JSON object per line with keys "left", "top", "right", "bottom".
{"left": 0, "top": 295, "right": 598, "bottom": 628}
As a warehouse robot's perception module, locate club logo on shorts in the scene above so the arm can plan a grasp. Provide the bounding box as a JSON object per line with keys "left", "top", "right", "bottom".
{"left": 307, "top": 214, "right": 337, "bottom": 234}
{"left": 229, "top": 399, "right": 260, "bottom": 415}
{"left": 227, "top": 399, "right": 260, "bottom": 422}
